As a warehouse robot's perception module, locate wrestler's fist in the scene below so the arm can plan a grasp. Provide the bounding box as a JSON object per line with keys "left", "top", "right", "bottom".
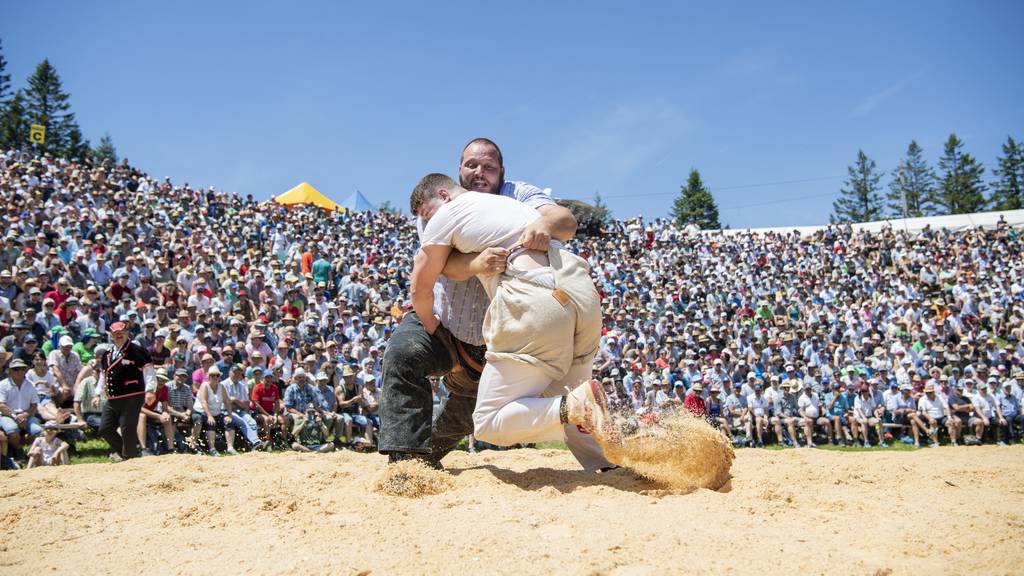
{"left": 471, "top": 247, "right": 509, "bottom": 276}
{"left": 422, "top": 313, "right": 442, "bottom": 335}
{"left": 516, "top": 221, "right": 551, "bottom": 251}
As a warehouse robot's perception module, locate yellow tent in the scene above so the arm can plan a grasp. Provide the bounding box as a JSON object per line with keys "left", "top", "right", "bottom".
{"left": 273, "top": 182, "right": 344, "bottom": 212}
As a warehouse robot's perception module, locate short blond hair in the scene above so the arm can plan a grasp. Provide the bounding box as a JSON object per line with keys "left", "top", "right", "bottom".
{"left": 410, "top": 173, "right": 456, "bottom": 215}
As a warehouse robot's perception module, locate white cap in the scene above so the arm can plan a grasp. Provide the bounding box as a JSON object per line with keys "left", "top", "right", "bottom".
{"left": 59, "top": 336, "right": 74, "bottom": 347}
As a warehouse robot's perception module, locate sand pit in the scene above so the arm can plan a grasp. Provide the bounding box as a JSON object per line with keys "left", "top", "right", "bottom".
{"left": 3, "top": 446, "right": 1024, "bottom": 575}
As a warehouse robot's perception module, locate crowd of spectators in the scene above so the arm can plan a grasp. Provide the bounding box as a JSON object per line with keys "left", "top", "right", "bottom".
{"left": 0, "top": 146, "right": 1022, "bottom": 469}
{"left": 588, "top": 216, "right": 1024, "bottom": 449}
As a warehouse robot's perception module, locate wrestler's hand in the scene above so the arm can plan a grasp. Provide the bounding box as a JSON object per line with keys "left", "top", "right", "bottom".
{"left": 422, "top": 313, "right": 442, "bottom": 335}
{"left": 471, "top": 247, "right": 509, "bottom": 276}
{"left": 516, "top": 221, "right": 552, "bottom": 251}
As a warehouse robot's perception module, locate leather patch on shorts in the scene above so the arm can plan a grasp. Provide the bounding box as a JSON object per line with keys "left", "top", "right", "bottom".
{"left": 552, "top": 288, "right": 571, "bottom": 307}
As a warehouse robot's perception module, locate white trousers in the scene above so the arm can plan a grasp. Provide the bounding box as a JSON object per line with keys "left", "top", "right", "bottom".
{"left": 473, "top": 355, "right": 612, "bottom": 472}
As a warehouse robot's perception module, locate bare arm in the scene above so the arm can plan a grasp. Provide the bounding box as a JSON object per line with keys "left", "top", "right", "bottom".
{"left": 440, "top": 203, "right": 577, "bottom": 280}
{"left": 440, "top": 248, "right": 509, "bottom": 282}
{"left": 517, "top": 204, "right": 577, "bottom": 250}
{"left": 410, "top": 245, "right": 452, "bottom": 335}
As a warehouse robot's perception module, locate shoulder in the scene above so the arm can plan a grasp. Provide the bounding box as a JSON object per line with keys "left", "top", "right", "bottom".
{"left": 501, "top": 181, "right": 555, "bottom": 209}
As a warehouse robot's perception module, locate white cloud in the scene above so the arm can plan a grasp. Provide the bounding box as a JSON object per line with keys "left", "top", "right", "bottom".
{"left": 850, "top": 67, "right": 928, "bottom": 118}
{"left": 552, "top": 100, "right": 691, "bottom": 180}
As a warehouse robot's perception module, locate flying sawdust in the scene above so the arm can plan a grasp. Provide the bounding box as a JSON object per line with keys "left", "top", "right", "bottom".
{"left": 373, "top": 459, "right": 454, "bottom": 498}
{"left": 601, "top": 410, "right": 734, "bottom": 491}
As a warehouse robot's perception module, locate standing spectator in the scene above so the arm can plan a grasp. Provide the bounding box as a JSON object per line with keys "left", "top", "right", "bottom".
{"left": 97, "top": 322, "right": 155, "bottom": 461}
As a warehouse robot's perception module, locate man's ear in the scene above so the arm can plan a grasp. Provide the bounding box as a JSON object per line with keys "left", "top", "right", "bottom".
{"left": 437, "top": 188, "right": 451, "bottom": 201}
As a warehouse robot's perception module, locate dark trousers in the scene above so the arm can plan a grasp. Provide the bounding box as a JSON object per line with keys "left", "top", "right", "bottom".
{"left": 379, "top": 312, "right": 477, "bottom": 461}
{"left": 99, "top": 394, "right": 145, "bottom": 459}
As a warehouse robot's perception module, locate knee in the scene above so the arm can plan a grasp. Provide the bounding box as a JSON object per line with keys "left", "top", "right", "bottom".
{"left": 472, "top": 410, "right": 501, "bottom": 445}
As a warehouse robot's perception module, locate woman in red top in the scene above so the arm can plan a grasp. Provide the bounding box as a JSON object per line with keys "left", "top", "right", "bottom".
{"left": 683, "top": 381, "right": 707, "bottom": 417}
{"left": 137, "top": 370, "right": 175, "bottom": 454}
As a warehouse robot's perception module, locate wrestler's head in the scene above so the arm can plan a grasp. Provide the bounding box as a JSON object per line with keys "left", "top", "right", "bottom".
{"left": 459, "top": 137, "right": 504, "bottom": 194}
{"left": 410, "top": 173, "right": 466, "bottom": 224}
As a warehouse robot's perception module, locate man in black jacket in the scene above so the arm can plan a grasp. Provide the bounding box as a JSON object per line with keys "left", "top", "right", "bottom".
{"left": 98, "top": 321, "right": 155, "bottom": 461}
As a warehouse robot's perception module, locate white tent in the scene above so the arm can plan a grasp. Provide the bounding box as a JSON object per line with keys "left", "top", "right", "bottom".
{"left": 707, "top": 209, "right": 1024, "bottom": 237}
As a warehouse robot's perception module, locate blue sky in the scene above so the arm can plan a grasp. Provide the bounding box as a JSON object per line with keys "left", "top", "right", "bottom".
{"left": 3, "top": 1, "right": 1022, "bottom": 228}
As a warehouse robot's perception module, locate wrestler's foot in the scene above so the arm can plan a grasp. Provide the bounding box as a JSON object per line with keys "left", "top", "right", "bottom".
{"left": 566, "top": 379, "right": 622, "bottom": 445}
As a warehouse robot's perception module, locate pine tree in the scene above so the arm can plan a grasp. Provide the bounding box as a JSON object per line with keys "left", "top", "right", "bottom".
{"left": 933, "top": 133, "right": 987, "bottom": 215}
{"left": 830, "top": 150, "right": 884, "bottom": 223}
{"left": 0, "top": 39, "right": 11, "bottom": 108}
{"left": 65, "top": 124, "right": 90, "bottom": 161}
{"left": 592, "top": 190, "right": 612, "bottom": 224}
{"left": 93, "top": 133, "right": 117, "bottom": 164}
{"left": 0, "top": 90, "right": 28, "bottom": 150}
{"left": 991, "top": 135, "right": 1024, "bottom": 211}
{"left": 671, "top": 169, "right": 720, "bottom": 230}
{"left": 886, "top": 140, "right": 937, "bottom": 218}
{"left": 22, "top": 59, "right": 85, "bottom": 157}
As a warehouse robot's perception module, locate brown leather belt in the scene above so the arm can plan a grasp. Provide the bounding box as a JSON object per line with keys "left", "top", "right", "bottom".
{"left": 453, "top": 338, "right": 484, "bottom": 373}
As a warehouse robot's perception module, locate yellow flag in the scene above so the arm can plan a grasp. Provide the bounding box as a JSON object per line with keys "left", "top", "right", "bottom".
{"left": 29, "top": 124, "right": 46, "bottom": 144}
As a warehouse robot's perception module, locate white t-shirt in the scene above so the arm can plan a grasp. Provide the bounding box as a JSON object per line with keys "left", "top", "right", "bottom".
{"left": 854, "top": 394, "right": 877, "bottom": 418}
{"left": 420, "top": 192, "right": 540, "bottom": 298}
{"left": 746, "top": 394, "right": 768, "bottom": 417}
{"left": 798, "top": 393, "right": 821, "bottom": 418}
{"left": 918, "top": 395, "right": 945, "bottom": 419}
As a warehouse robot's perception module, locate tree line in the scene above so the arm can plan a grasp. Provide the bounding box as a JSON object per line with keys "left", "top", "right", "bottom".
{"left": 668, "top": 133, "right": 1023, "bottom": 231}
{"left": 830, "top": 135, "right": 1023, "bottom": 223}
{"left": 0, "top": 39, "right": 117, "bottom": 163}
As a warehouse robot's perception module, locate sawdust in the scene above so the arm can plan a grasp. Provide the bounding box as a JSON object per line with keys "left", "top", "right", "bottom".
{"left": 372, "top": 459, "right": 453, "bottom": 498}
{"left": 601, "top": 410, "right": 734, "bottom": 491}
{"left": 2, "top": 447, "right": 1023, "bottom": 575}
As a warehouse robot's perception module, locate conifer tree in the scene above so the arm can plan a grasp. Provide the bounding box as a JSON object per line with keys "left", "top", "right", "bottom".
{"left": 22, "top": 59, "right": 86, "bottom": 157}
{"left": 886, "top": 141, "right": 937, "bottom": 218}
{"left": 671, "top": 169, "right": 721, "bottom": 230}
{"left": 991, "top": 136, "right": 1024, "bottom": 211}
{"left": 830, "top": 150, "right": 884, "bottom": 223}
{"left": 93, "top": 133, "right": 118, "bottom": 164}
{"left": 932, "top": 133, "right": 987, "bottom": 215}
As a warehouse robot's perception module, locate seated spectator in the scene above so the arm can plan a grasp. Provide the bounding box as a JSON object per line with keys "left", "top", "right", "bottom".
{"left": 224, "top": 364, "right": 264, "bottom": 451}
{"left": 337, "top": 365, "right": 373, "bottom": 448}
{"left": 26, "top": 422, "right": 69, "bottom": 468}
{"left": 0, "top": 358, "right": 42, "bottom": 453}
{"left": 138, "top": 369, "right": 176, "bottom": 455}
{"left": 969, "top": 382, "right": 997, "bottom": 443}
{"left": 770, "top": 382, "right": 801, "bottom": 447}
{"left": 745, "top": 383, "right": 769, "bottom": 447}
{"left": 853, "top": 385, "right": 884, "bottom": 448}
{"left": 289, "top": 408, "right": 335, "bottom": 454}
{"left": 918, "top": 383, "right": 955, "bottom": 448}
{"left": 314, "top": 372, "right": 345, "bottom": 447}
{"left": 165, "top": 368, "right": 194, "bottom": 452}
{"left": 997, "top": 381, "right": 1022, "bottom": 445}
{"left": 191, "top": 366, "right": 237, "bottom": 456}
{"left": 249, "top": 369, "right": 284, "bottom": 446}
{"left": 798, "top": 383, "right": 832, "bottom": 447}
{"left": 947, "top": 384, "right": 974, "bottom": 446}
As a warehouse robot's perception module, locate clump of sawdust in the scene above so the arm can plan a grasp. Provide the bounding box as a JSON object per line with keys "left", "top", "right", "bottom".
{"left": 373, "top": 460, "right": 453, "bottom": 498}
{"left": 601, "top": 410, "right": 734, "bottom": 491}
